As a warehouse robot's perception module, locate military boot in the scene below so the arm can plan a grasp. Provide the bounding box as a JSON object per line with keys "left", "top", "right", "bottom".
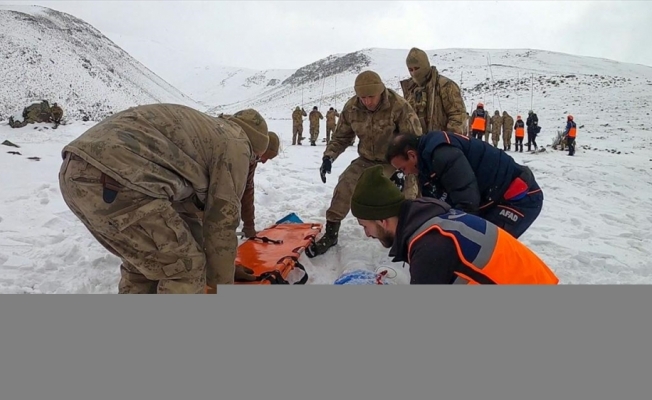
{"left": 305, "top": 221, "right": 340, "bottom": 258}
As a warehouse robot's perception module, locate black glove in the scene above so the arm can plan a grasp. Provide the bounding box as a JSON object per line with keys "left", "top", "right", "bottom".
{"left": 320, "top": 156, "right": 332, "bottom": 183}
{"left": 389, "top": 170, "right": 405, "bottom": 191}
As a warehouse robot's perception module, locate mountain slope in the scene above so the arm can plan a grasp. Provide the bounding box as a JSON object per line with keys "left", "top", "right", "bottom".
{"left": 0, "top": 5, "right": 202, "bottom": 121}
{"left": 194, "top": 48, "right": 652, "bottom": 140}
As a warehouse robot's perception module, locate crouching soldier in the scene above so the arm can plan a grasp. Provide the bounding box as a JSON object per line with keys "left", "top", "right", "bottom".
{"left": 58, "top": 104, "right": 270, "bottom": 293}
{"left": 351, "top": 165, "right": 559, "bottom": 284}
{"left": 241, "top": 131, "right": 280, "bottom": 238}
{"left": 51, "top": 103, "right": 64, "bottom": 126}
{"left": 386, "top": 130, "right": 544, "bottom": 239}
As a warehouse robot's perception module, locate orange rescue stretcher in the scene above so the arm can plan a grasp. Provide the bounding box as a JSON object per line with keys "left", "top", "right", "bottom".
{"left": 204, "top": 217, "right": 322, "bottom": 291}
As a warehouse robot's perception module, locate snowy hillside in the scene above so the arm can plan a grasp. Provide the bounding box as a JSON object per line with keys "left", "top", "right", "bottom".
{"left": 0, "top": 5, "right": 202, "bottom": 122}
{"left": 201, "top": 48, "right": 652, "bottom": 138}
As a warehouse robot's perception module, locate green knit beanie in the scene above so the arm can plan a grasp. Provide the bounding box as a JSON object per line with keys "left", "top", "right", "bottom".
{"left": 351, "top": 165, "right": 405, "bottom": 220}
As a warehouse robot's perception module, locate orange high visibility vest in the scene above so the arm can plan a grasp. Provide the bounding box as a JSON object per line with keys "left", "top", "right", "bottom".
{"left": 515, "top": 121, "right": 525, "bottom": 138}
{"left": 407, "top": 212, "right": 559, "bottom": 285}
{"left": 471, "top": 111, "right": 487, "bottom": 131}
{"left": 567, "top": 121, "right": 577, "bottom": 138}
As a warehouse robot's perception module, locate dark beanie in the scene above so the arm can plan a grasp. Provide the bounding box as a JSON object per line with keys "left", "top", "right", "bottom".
{"left": 351, "top": 165, "right": 405, "bottom": 220}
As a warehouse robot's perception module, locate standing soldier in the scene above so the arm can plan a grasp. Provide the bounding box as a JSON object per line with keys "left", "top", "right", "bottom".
{"left": 292, "top": 106, "right": 307, "bottom": 145}
{"left": 309, "top": 106, "right": 324, "bottom": 146}
{"left": 51, "top": 102, "right": 64, "bottom": 127}
{"left": 57, "top": 104, "right": 270, "bottom": 294}
{"left": 514, "top": 115, "right": 526, "bottom": 152}
{"left": 490, "top": 110, "right": 502, "bottom": 147}
{"left": 306, "top": 70, "right": 422, "bottom": 258}
{"left": 325, "top": 107, "right": 340, "bottom": 144}
{"left": 470, "top": 103, "right": 489, "bottom": 140}
{"left": 502, "top": 111, "right": 514, "bottom": 151}
{"left": 400, "top": 47, "right": 466, "bottom": 134}
{"left": 564, "top": 115, "right": 577, "bottom": 156}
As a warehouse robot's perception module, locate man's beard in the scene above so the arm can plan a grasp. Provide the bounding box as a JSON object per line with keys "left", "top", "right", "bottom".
{"left": 376, "top": 226, "right": 395, "bottom": 248}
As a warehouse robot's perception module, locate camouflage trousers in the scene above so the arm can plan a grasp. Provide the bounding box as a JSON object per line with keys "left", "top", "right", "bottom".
{"left": 309, "top": 125, "right": 319, "bottom": 143}
{"left": 58, "top": 153, "right": 206, "bottom": 294}
{"left": 491, "top": 131, "right": 501, "bottom": 147}
{"left": 325, "top": 157, "right": 419, "bottom": 223}
{"left": 326, "top": 124, "right": 335, "bottom": 144}
{"left": 292, "top": 123, "right": 304, "bottom": 145}
{"left": 483, "top": 131, "right": 491, "bottom": 143}
{"left": 503, "top": 129, "right": 513, "bottom": 148}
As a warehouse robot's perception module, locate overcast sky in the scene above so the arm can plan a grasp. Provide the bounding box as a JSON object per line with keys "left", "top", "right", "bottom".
{"left": 3, "top": 1, "right": 651, "bottom": 70}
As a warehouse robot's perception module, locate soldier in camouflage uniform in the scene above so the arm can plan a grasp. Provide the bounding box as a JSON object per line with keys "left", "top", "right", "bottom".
{"left": 241, "top": 131, "right": 280, "bottom": 238}
{"left": 58, "top": 104, "right": 270, "bottom": 294}
{"left": 502, "top": 111, "right": 514, "bottom": 151}
{"left": 490, "top": 110, "right": 502, "bottom": 147}
{"left": 308, "top": 106, "right": 324, "bottom": 146}
{"left": 399, "top": 47, "right": 467, "bottom": 134}
{"left": 51, "top": 103, "right": 64, "bottom": 125}
{"left": 292, "top": 106, "right": 307, "bottom": 145}
{"left": 325, "top": 107, "right": 340, "bottom": 144}
{"left": 306, "top": 70, "right": 422, "bottom": 258}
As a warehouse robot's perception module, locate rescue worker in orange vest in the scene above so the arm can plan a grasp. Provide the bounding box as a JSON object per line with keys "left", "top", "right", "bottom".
{"left": 350, "top": 165, "right": 559, "bottom": 284}
{"left": 514, "top": 115, "right": 526, "bottom": 153}
{"left": 564, "top": 115, "right": 577, "bottom": 156}
{"left": 470, "top": 103, "right": 489, "bottom": 141}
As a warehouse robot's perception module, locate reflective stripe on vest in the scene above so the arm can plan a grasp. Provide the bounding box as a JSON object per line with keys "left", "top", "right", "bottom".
{"left": 406, "top": 211, "right": 559, "bottom": 285}
{"left": 407, "top": 212, "right": 499, "bottom": 284}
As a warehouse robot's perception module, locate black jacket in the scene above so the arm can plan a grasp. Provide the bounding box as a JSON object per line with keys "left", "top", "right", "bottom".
{"left": 389, "top": 198, "right": 465, "bottom": 284}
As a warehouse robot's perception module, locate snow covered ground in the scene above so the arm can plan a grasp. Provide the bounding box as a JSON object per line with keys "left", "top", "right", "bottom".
{"left": 1, "top": 115, "right": 651, "bottom": 293}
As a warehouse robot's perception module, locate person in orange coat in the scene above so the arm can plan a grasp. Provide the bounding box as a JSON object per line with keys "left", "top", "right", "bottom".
{"left": 350, "top": 165, "right": 558, "bottom": 285}
{"left": 564, "top": 115, "right": 577, "bottom": 156}
{"left": 514, "top": 115, "right": 526, "bottom": 152}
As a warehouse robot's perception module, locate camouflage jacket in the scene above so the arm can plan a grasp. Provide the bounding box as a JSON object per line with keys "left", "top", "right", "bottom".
{"left": 240, "top": 160, "right": 257, "bottom": 230}
{"left": 51, "top": 105, "right": 64, "bottom": 119}
{"left": 324, "top": 88, "right": 423, "bottom": 163}
{"left": 490, "top": 114, "right": 503, "bottom": 134}
{"left": 292, "top": 108, "right": 307, "bottom": 124}
{"left": 309, "top": 110, "right": 323, "bottom": 126}
{"left": 62, "top": 103, "right": 253, "bottom": 285}
{"left": 502, "top": 113, "right": 514, "bottom": 132}
{"left": 400, "top": 66, "right": 467, "bottom": 134}
{"left": 326, "top": 109, "right": 340, "bottom": 126}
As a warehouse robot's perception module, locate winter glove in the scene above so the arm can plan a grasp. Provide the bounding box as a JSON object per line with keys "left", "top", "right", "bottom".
{"left": 235, "top": 265, "right": 257, "bottom": 282}
{"left": 320, "top": 156, "right": 332, "bottom": 183}
{"left": 242, "top": 226, "right": 257, "bottom": 238}
{"left": 389, "top": 170, "right": 405, "bottom": 191}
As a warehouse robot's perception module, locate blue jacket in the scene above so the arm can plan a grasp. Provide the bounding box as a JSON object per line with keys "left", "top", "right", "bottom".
{"left": 416, "top": 131, "right": 523, "bottom": 212}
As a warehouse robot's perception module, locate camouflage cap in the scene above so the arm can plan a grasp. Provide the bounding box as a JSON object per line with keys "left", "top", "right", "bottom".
{"left": 231, "top": 109, "right": 269, "bottom": 156}
{"left": 354, "top": 70, "right": 386, "bottom": 97}
{"left": 406, "top": 47, "right": 430, "bottom": 69}
{"left": 262, "top": 131, "right": 280, "bottom": 159}
{"left": 406, "top": 48, "right": 431, "bottom": 86}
